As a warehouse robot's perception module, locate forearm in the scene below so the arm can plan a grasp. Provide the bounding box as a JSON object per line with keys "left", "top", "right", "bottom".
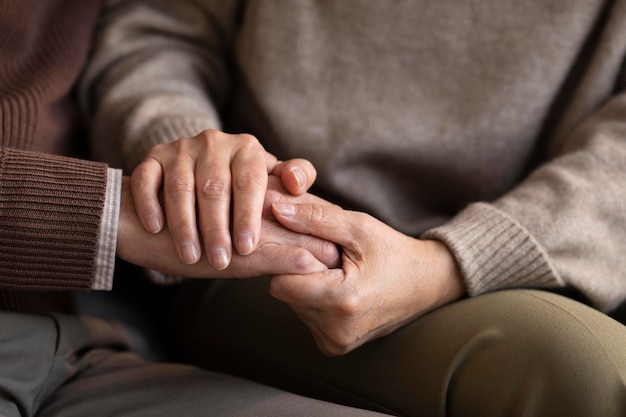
{"left": 80, "top": 0, "right": 239, "bottom": 171}
{"left": 424, "top": 95, "right": 626, "bottom": 312}
{"left": 0, "top": 148, "right": 110, "bottom": 290}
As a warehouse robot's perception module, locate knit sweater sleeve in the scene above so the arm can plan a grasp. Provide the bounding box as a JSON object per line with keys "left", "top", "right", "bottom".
{"left": 80, "top": 0, "right": 242, "bottom": 284}
{"left": 423, "top": 95, "right": 626, "bottom": 313}
{"left": 80, "top": 0, "right": 240, "bottom": 173}
{"left": 0, "top": 148, "right": 112, "bottom": 290}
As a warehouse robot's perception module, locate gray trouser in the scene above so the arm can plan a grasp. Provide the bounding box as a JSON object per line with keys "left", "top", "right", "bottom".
{"left": 170, "top": 278, "right": 626, "bottom": 417}
{"left": 0, "top": 311, "right": 389, "bottom": 417}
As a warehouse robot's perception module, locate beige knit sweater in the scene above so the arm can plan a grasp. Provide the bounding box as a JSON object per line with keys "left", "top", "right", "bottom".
{"left": 82, "top": 0, "right": 626, "bottom": 313}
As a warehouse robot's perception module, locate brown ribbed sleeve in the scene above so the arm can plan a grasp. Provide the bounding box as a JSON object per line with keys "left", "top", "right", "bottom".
{"left": 0, "top": 148, "right": 107, "bottom": 290}
{"left": 0, "top": 0, "right": 106, "bottom": 296}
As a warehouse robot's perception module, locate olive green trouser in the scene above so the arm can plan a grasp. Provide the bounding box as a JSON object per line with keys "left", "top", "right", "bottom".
{"left": 170, "top": 278, "right": 626, "bottom": 417}
{"left": 0, "top": 312, "right": 389, "bottom": 417}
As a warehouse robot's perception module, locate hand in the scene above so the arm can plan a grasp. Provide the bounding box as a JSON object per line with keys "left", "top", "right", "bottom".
{"left": 270, "top": 202, "right": 466, "bottom": 356}
{"left": 117, "top": 176, "right": 340, "bottom": 279}
{"left": 130, "top": 129, "right": 317, "bottom": 270}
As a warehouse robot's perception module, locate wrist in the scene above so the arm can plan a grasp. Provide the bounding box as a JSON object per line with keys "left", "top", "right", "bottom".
{"left": 116, "top": 176, "right": 135, "bottom": 262}
{"left": 423, "top": 239, "right": 466, "bottom": 307}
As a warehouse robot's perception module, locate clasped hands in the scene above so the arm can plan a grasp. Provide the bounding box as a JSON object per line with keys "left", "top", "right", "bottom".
{"left": 117, "top": 130, "right": 465, "bottom": 355}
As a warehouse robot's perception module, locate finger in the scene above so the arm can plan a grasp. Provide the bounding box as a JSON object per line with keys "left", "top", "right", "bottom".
{"left": 231, "top": 135, "right": 268, "bottom": 255}
{"left": 271, "top": 272, "right": 369, "bottom": 356}
{"left": 130, "top": 158, "right": 164, "bottom": 234}
{"left": 286, "top": 235, "right": 341, "bottom": 269}
{"left": 265, "top": 151, "right": 279, "bottom": 172}
{"left": 195, "top": 148, "right": 233, "bottom": 270}
{"left": 284, "top": 307, "right": 342, "bottom": 356}
{"left": 297, "top": 315, "right": 354, "bottom": 357}
{"left": 269, "top": 269, "right": 344, "bottom": 307}
{"left": 228, "top": 245, "right": 328, "bottom": 277}
{"left": 271, "top": 202, "right": 361, "bottom": 249}
{"left": 272, "top": 158, "right": 317, "bottom": 195}
{"left": 261, "top": 218, "right": 341, "bottom": 268}
{"left": 163, "top": 153, "right": 201, "bottom": 264}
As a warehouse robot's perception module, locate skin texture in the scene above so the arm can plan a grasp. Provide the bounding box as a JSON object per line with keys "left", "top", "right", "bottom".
{"left": 128, "top": 129, "right": 464, "bottom": 356}
{"left": 271, "top": 202, "right": 466, "bottom": 356}
{"left": 131, "top": 129, "right": 317, "bottom": 269}
{"left": 118, "top": 176, "right": 339, "bottom": 279}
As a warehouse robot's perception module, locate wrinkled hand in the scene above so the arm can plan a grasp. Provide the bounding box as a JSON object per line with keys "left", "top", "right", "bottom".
{"left": 117, "top": 176, "right": 339, "bottom": 279}
{"left": 270, "top": 202, "right": 466, "bottom": 356}
{"left": 131, "top": 129, "right": 317, "bottom": 269}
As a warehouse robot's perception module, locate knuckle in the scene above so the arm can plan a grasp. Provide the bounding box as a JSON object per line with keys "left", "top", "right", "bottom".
{"left": 349, "top": 211, "right": 369, "bottom": 233}
{"left": 170, "top": 137, "right": 192, "bottom": 153}
{"left": 169, "top": 219, "right": 197, "bottom": 237}
{"left": 195, "top": 129, "right": 220, "bottom": 142}
{"left": 290, "top": 249, "right": 318, "bottom": 272}
{"left": 234, "top": 170, "right": 266, "bottom": 193}
{"left": 319, "top": 241, "right": 340, "bottom": 265}
{"left": 201, "top": 226, "right": 228, "bottom": 242}
{"left": 165, "top": 174, "right": 194, "bottom": 194}
{"left": 234, "top": 212, "right": 256, "bottom": 231}
{"left": 131, "top": 163, "right": 152, "bottom": 183}
{"left": 324, "top": 343, "right": 351, "bottom": 357}
{"left": 178, "top": 221, "right": 197, "bottom": 232}
{"left": 194, "top": 130, "right": 224, "bottom": 153}
{"left": 308, "top": 204, "right": 328, "bottom": 225}
{"left": 268, "top": 277, "right": 287, "bottom": 300}
{"left": 236, "top": 133, "right": 261, "bottom": 148}
{"left": 199, "top": 176, "right": 230, "bottom": 201}
{"left": 148, "top": 142, "right": 168, "bottom": 156}
{"left": 316, "top": 339, "right": 339, "bottom": 357}
{"left": 263, "top": 188, "right": 282, "bottom": 206}
{"left": 335, "top": 291, "right": 365, "bottom": 317}
{"left": 325, "top": 329, "right": 357, "bottom": 356}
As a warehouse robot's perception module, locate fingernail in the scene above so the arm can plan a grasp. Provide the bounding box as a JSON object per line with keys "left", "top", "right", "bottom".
{"left": 181, "top": 242, "right": 200, "bottom": 264}
{"left": 290, "top": 167, "right": 306, "bottom": 189}
{"left": 211, "top": 247, "right": 230, "bottom": 270}
{"left": 272, "top": 202, "right": 296, "bottom": 217}
{"left": 237, "top": 232, "right": 254, "bottom": 255}
{"left": 146, "top": 215, "right": 162, "bottom": 234}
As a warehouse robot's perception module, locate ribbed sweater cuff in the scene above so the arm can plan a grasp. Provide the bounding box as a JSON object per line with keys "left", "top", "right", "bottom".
{"left": 125, "top": 116, "right": 218, "bottom": 172}
{"left": 0, "top": 148, "right": 108, "bottom": 290}
{"left": 422, "top": 202, "right": 563, "bottom": 296}
{"left": 92, "top": 168, "right": 122, "bottom": 290}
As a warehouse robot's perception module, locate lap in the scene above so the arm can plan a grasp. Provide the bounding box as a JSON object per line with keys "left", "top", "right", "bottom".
{"left": 38, "top": 351, "right": 387, "bottom": 417}
{"left": 169, "top": 278, "right": 626, "bottom": 417}
{"left": 0, "top": 311, "right": 386, "bottom": 417}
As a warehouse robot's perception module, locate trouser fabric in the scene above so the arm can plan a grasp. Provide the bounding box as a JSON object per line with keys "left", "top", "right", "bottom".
{"left": 0, "top": 311, "right": 389, "bottom": 417}
{"left": 169, "top": 278, "right": 626, "bottom": 417}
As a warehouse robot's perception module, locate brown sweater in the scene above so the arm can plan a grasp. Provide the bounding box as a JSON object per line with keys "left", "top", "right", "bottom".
{"left": 0, "top": 0, "right": 107, "bottom": 311}
{"left": 83, "top": 0, "right": 626, "bottom": 314}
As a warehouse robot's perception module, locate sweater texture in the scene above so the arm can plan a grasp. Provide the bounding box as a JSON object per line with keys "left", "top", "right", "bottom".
{"left": 83, "top": 0, "right": 626, "bottom": 313}
{"left": 0, "top": 0, "right": 106, "bottom": 311}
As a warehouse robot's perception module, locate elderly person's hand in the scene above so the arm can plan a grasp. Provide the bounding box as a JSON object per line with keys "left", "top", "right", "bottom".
{"left": 117, "top": 176, "right": 339, "bottom": 279}
{"left": 130, "top": 129, "right": 317, "bottom": 269}
{"left": 270, "top": 201, "right": 466, "bottom": 356}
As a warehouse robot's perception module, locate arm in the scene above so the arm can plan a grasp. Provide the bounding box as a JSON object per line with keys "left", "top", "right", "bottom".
{"left": 80, "top": 0, "right": 234, "bottom": 172}
{"left": 118, "top": 176, "right": 340, "bottom": 278}
{"left": 423, "top": 94, "right": 626, "bottom": 313}
{"left": 0, "top": 148, "right": 115, "bottom": 291}
{"left": 130, "top": 130, "right": 317, "bottom": 269}
{"left": 270, "top": 201, "right": 465, "bottom": 356}
{"left": 268, "top": 93, "right": 626, "bottom": 355}
{"left": 80, "top": 0, "right": 238, "bottom": 266}
{"left": 80, "top": 0, "right": 319, "bottom": 269}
